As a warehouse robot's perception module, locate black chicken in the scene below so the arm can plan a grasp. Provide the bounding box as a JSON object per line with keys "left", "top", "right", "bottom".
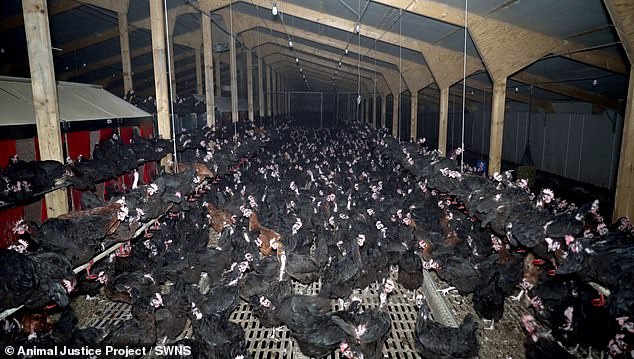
{"left": 332, "top": 299, "right": 392, "bottom": 359}
{"left": 275, "top": 294, "right": 347, "bottom": 358}
{"left": 414, "top": 294, "right": 479, "bottom": 359}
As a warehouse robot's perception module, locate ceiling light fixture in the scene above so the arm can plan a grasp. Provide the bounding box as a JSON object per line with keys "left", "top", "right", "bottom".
{"left": 288, "top": 39, "right": 293, "bottom": 47}
{"left": 345, "top": 48, "right": 349, "bottom": 55}
{"left": 592, "top": 79, "right": 598, "bottom": 87}
{"left": 272, "top": 2, "right": 278, "bottom": 16}
{"left": 338, "top": 61, "right": 342, "bottom": 67}
{"left": 355, "top": 23, "right": 360, "bottom": 34}
{"left": 514, "top": 87, "right": 519, "bottom": 93}
{"left": 295, "top": 57, "right": 299, "bottom": 63}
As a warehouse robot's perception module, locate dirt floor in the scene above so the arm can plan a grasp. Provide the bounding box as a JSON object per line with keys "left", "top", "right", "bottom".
{"left": 432, "top": 273, "right": 530, "bottom": 359}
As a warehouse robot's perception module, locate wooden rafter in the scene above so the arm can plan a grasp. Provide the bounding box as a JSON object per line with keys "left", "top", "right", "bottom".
{"left": 2, "top": 0, "right": 81, "bottom": 32}
{"left": 268, "top": 55, "right": 376, "bottom": 91}
{"left": 603, "top": 0, "right": 634, "bottom": 221}
{"left": 372, "top": 0, "right": 627, "bottom": 74}
{"left": 249, "top": 40, "right": 392, "bottom": 95}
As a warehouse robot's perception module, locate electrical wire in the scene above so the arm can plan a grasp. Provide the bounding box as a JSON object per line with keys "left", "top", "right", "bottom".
{"left": 460, "top": 0, "right": 468, "bottom": 172}
{"left": 164, "top": 0, "right": 178, "bottom": 172}
{"left": 357, "top": 0, "right": 361, "bottom": 121}
{"left": 230, "top": 1, "right": 238, "bottom": 138}
{"left": 398, "top": 8, "right": 402, "bottom": 140}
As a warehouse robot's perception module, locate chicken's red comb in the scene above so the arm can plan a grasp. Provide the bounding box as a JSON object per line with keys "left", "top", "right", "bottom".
{"left": 591, "top": 293, "right": 606, "bottom": 307}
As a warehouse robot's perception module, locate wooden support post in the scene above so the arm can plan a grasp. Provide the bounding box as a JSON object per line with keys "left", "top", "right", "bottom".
{"left": 488, "top": 78, "right": 508, "bottom": 176}
{"left": 438, "top": 86, "right": 449, "bottom": 156}
{"left": 246, "top": 50, "right": 254, "bottom": 122}
{"left": 372, "top": 94, "right": 377, "bottom": 128}
{"left": 272, "top": 71, "right": 277, "bottom": 116}
{"left": 201, "top": 10, "right": 216, "bottom": 128}
{"left": 266, "top": 65, "right": 272, "bottom": 117}
{"left": 381, "top": 94, "right": 387, "bottom": 128}
{"left": 392, "top": 93, "right": 399, "bottom": 138}
{"left": 118, "top": 11, "right": 133, "bottom": 94}
{"left": 604, "top": 0, "right": 634, "bottom": 220}
{"left": 258, "top": 56, "right": 264, "bottom": 118}
{"left": 229, "top": 23, "right": 238, "bottom": 124}
{"left": 214, "top": 56, "right": 222, "bottom": 96}
{"left": 410, "top": 91, "right": 418, "bottom": 141}
{"left": 150, "top": 0, "right": 171, "bottom": 166}
{"left": 168, "top": 37, "right": 176, "bottom": 99}
{"left": 614, "top": 70, "right": 634, "bottom": 219}
{"left": 279, "top": 78, "right": 283, "bottom": 116}
{"left": 195, "top": 47, "right": 203, "bottom": 95}
{"left": 22, "top": 0, "right": 68, "bottom": 218}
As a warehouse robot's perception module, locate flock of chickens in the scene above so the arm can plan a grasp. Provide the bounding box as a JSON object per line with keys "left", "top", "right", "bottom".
{"left": 0, "top": 117, "right": 633, "bottom": 359}
{"left": 0, "top": 131, "right": 173, "bottom": 205}
{"left": 124, "top": 91, "right": 207, "bottom": 116}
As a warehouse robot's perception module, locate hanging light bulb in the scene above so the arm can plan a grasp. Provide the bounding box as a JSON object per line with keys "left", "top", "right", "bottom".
{"left": 272, "top": 2, "right": 278, "bottom": 16}
{"left": 354, "top": 23, "right": 360, "bottom": 34}
{"left": 295, "top": 57, "right": 299, "bottom": 63}
{"left": 299, "top": 67, "right": 303, "bottom": 72}
{"left": 338, "top": 61, "right": 342, "bottom": 67}
{"left": 334, "top": 71, "right": 338, "bottom": 75}
{"left": 514, "top": 87, "right": 519, "bottom": 93}
{"left": 592, "top": 79, "right": 598, "bottom": 87}
{"left": 83, "top": 62, "right": 87, "bottom": 68}
{"left": 357, "top": 95, "right": 361, "bottom": 105}
{"left": 288, "top": 39, "right": 293, "bottom": 47}
{"left": 345, "top": 48, "right": 349, "bottom": 55}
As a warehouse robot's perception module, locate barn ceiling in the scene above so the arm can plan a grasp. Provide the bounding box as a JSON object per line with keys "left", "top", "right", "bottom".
{"left": 0, "top": 0, "right": 629, "bottom": 110}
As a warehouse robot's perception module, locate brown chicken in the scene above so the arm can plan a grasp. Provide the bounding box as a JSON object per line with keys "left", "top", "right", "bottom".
{"left": 249, "top": 212, "right": 281, "bottom": 256}
{"left": 439, "top": 210, "right": 459, "bottom": 247}
{"left": 174, "top": 162, "right": 215, "bottom": 183}
{"left": 19, "top": 311, "right": 53, "bottom": 336}
{"left": 205, "top": 202, "right": 236, "bottom": 233}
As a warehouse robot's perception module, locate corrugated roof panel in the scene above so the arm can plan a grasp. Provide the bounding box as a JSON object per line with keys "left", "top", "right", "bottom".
{"left": 0, "top": 77, "right": 149, "bottom": 126}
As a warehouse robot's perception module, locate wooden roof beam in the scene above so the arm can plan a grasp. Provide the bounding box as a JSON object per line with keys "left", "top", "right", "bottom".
{"left": 266, "top": 54, "right": 375, "bottom": 92}
{"left": 373, "top": 0, "right": 627, "bottom": 74}
{"left": 77, "top": 0, "right": 129, "bottom": 13}
{"left": 512, "top": 72, "right": 620, "bottom": 109}
{"left": 100, "top": 51, "right": 194, "bottom": 89}
{"left": 51, "top": 3, "right": 198, "bottom": 57}
{"left": 57, "top": 30, "right": 200, "bottom": 81}
{"left": 274, "top": 64, "right": 357, "bottom": 89}
{"left": 463, "top": 79, "right": 555, "bottom": 113}
{"left": 1, "top": 0, "right": 81, "bottom": 32}
{"left": 246, "top": 38, "right": 392, "bottom": 95}
{"left": 603, "top": 0, "right": 634, "bottom": 221}
{"left": 226, "top": 10, "right": 478, "bottom": 97}
{"left": 228, "top": 2, "right": 482, "bottom": 88}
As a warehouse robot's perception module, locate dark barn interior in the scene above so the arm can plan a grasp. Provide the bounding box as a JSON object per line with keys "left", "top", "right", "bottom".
{"left": 0, "top": 0, "right": 633, "bottom": 358}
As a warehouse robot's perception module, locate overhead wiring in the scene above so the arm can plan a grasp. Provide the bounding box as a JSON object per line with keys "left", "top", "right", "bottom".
{"left": 398, "top": 8, "right": 402, "bottom": 140}
{"left": 164, "top": 0, "right": 178, "bottom": 172}
{"left": 460, "top": 0, "right": 468, "bottom": 172}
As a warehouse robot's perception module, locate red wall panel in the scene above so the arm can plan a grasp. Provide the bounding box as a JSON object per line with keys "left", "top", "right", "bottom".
{"left": 66, "top": 130, "right": 91, "bottom": 211}
{"left": 0, "top": 139, "right": 24, "bottom": 248}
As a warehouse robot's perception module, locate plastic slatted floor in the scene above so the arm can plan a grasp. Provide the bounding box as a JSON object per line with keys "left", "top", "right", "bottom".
{"left": 77, "top": 272, "right": 454, "bottom": 359}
